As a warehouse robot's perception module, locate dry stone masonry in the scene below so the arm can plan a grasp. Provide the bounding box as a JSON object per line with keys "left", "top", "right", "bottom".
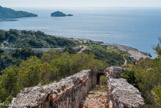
{"left": 105, "top": 66, "right": 145, "bottom": 108}
{"left": 10, "top": 69, "right": 97, "bottom": 108}
{"left": 10, "top": 67, "right": 145, "bottom": 108}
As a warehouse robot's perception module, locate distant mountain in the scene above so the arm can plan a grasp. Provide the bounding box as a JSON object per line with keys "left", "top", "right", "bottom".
{"left": 0, "top": 6, "right": 37, "bottom": 19}
{"left": 51, "top": 11, "right": 73, "bottom": 17}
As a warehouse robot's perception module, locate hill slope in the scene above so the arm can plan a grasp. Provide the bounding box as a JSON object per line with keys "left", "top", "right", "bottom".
{"left": 0, "top": 29, "right": 76, "bottom": 48}
{"left": 0, "top": 6, "right": 37, "bottom": 19}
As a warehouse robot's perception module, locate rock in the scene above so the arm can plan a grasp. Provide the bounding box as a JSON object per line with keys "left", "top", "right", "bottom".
{"left": 10, "top": 69, "right": 97, "bottom": 108}
{"left": 110, "top": 78, "right": 144, "bottom": 107}
{"left": 10, "top": 66, "right": 144, "bottom": 108}
{"left": 51, "top": 11, "right": 66, "bottom": 17}
{"left": 51, "top": 11, "right": 73, "bottom": 17}
{"left": 114, "top": 45, "right": 151, "bottom": 60}
{"left": 106, "top": 67, "right": 145, "bottom": 108}
{"left": 67, "top": 14, "right": 73, "bottom": 16}
{"left": 105, "top": 66, "right": 123, "bottom": 78}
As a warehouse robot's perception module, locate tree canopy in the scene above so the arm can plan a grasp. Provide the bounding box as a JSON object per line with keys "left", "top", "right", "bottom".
{"left": 0, "top": 50, "right": 103, "bottom": 104}
{"left": 122, "top": 38, "right": 161, "bottom": 108}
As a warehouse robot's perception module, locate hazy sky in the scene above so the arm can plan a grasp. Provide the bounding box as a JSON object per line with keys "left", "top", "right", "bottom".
{"left": 1, "top": 0, "right": 161, "bottom": 8}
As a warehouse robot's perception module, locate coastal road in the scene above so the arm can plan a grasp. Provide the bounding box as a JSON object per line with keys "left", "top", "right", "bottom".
{"left": 1, "top": 48, "right": 64, "bottom": 52}
{"left": 1, "top": 46, "right": 90, "bottom": 53}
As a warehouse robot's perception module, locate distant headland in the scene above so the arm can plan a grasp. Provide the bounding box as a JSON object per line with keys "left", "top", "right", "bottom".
{"left": 0, "top": 6, "right": 38, "bottom": 19}
{"left": 51, "top": 11, "right": 73, "bottom": 17}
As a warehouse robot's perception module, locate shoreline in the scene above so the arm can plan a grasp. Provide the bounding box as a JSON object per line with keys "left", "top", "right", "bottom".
{"left": 0, "top": 30, "right": 151, "bottom": 60}
{"left": 66, "top": 37, "right": 151, "bottom": 60}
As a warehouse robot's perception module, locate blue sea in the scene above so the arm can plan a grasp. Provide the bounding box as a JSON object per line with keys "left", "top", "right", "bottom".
{"left": 1, "top": 7, "right": 161, "bottom": 57}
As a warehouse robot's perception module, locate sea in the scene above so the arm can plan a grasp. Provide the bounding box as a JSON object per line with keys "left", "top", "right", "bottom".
{"left": 1, "top": 7, "right": 161, "bottom": 57}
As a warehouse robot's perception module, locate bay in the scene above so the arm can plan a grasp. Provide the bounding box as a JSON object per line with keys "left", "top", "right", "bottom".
{"left": 1, "top": 7, "right": 161, "bottom": 57}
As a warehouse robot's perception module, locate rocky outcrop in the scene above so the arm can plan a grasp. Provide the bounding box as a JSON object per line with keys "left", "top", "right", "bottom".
{"left": 10, "top": 69, "right": 97, "bottom": 108}
{"left": 105, "top": 67, "right": 145, "bottom": 108}
{"left": 104, "top": 66, "right": 123, "bottom": 78}
{"left": 51, "top": 11, "right": 73, "bottom": 17}
{"left": 102, "top": 44, "right": 151, "bottom": 60}
{"left": 108, "top": 78, "right": 144, "bottom": 108}
{"left": 66, "top": 38, "right": 151, "bottom": 60}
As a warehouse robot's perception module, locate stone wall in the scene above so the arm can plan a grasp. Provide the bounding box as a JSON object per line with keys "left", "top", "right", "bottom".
{"left": 10, "top": 67, "right": 145, "bottom": 108}
{"left": 105, "top": 66, "right": 145, "bottom": 108}
{"left": 10, "top": 69, "right": 97, "bottom": 108}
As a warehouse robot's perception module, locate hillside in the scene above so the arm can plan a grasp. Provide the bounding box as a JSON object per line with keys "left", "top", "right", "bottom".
{"left": 0, "top": 29, "right": 158, "bottom": 107}
{"left": 0, "top": 29, "right": 151, "bottom": 72}
{"left": 0, "top": 29, "right": 76, "bottom": 48}
{"left": 0, "top": 6, "right": 37, "bottom": 19}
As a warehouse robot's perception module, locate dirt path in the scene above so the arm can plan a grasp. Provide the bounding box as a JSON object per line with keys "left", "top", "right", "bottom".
{"left": 123, "top": 55, "right": 127, "bottom": 66}
{"left": 80, "top": 85, "right": 108, "bottom": 108}
{"left": 78, "top": 46, "right": 90, "bottom": 53}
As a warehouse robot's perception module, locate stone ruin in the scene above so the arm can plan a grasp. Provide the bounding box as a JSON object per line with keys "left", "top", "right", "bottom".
{"left": 10, "top": 69, "right": 97, "bottom": 108}
{"left": 10, "top": 66, "right": 145, "bottom": 108}
{"left": 105, "top": 66, "right": 145, "bottom": 108}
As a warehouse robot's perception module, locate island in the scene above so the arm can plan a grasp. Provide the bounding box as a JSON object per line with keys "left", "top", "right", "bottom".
{"left": 67, "top": 14, "right": 73, "bottom": 16}
{"left": 51, "top": 11, "right": 73, "bottom": 17}
{"left": 0, "top": 6, "right": 38, "bottom": 19}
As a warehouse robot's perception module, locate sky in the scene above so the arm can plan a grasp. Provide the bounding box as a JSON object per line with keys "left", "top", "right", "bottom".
{"left": 1, "top": 0, "right": 161, "bottom": 8}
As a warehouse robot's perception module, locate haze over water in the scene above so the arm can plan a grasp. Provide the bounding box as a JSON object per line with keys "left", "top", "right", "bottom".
{"left": 1, "top": 7, "right": 161, "bottom": 57}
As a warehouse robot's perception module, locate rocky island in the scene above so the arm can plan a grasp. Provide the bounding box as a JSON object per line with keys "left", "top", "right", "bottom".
{"left": 0, "top": 6, "right": 37, "bottom": 19}
{"left": 51, "top": 11, "right": 73, "bottom": 17}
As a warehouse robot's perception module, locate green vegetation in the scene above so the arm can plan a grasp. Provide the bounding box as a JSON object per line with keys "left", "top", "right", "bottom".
{"left": 0, "top": 6, "right": 37, "bottom": 19}
{"left": 100, "top": 75, "right": 106, "bottom": 85}
{"left": 0, "top": 29, "right": 146, "bottom": 106}
{"left": 0, "top": 30, "right": 127, "bottom": 74}
{"left": 84, "top": 44, "right": 132, "bottom": 66}
{"left": 0, "top": 48, "right": 42, "bottom": 72}
{"left": 122, "top": 38, "right": 161, "bottom": 108}
{"left": 0, "top": 29, "right": 77, "bottom": 73}
{"left": 152, "top": 85, "right": 161, "bottom": 106}
{"left": 0, "top": 29, "right": 76, "bottom": 48}
{"left": 0, "top": 49, "right": 103, "bottom": 104}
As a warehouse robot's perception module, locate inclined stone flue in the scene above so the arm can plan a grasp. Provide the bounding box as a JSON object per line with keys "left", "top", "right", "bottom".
{"left": 10, "top": 69, "right": 97, "bottom": 108}
{"left": 105, "top": 66, "right": 145, "bottom": 108}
